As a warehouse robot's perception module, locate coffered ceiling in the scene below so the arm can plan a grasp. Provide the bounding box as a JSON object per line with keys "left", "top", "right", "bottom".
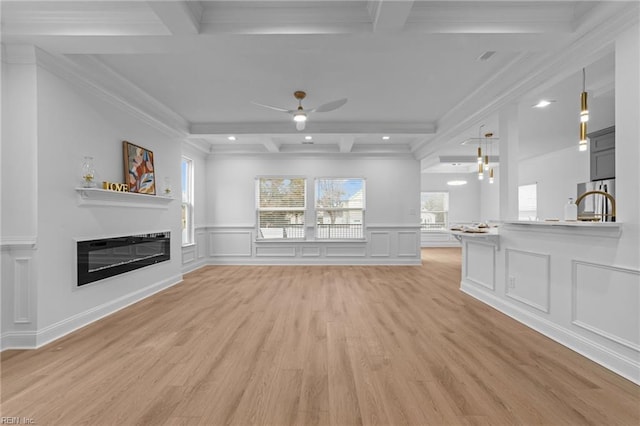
{"left": 2, "top": 1, "right": 636, "bottom": 166}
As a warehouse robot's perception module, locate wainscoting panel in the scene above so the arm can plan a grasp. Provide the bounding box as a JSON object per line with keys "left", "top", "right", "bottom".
{"left": 209, "top": 231, "right": 252, "bottom": 257}
{"left": 572, "top": 260, "right": 640, "bottom": 351}
{"left": 256, "top": 246, "right": 296, "bottom": 257}
{"left": 370, "top": 232, "right": 390, "bottom": 257}
{"left": 196, "top": 232, "right": 207, "bottom": 259}
{"left": 182, "top": 248, "right": 196, "bottom": 265}
{"left": 505, "top": 249, "right": 550, "bottom": 313}
{"left": 397, "top": 231, "right": 418, "bottom": 257}
{"left": 301, "top": 247, "right": 321, "bottom": 257}
{"left": 464, "top": 241, "right": 495, "bottom": 290}
{"left": 325, "top": 246, "right": 367, "bottom": 257}
{"left": 14, "top": 258, "right": 31, "bottom": 324}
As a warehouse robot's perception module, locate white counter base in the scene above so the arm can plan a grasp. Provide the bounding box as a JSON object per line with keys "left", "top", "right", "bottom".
{"left": 457, "top": 226, "right": 639, "bottom": 385}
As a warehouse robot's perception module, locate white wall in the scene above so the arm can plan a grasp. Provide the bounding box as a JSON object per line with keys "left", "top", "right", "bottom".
{"left": 197, "top": 154, "right": 421, "bottom": 264}
{"left": 421, "top": 172, "right": 481, "bottom": 224}
{"left": 518, "top": 146, "right": 590, "bottom": 220}
{"left": 1, "top": 53, "right": 184, "bottom": 349}
{"left": 420, "top": 172, "right": 495, "bottom": 247}
{"left": 208, "top": 155, "right": 420, "bottom": 226}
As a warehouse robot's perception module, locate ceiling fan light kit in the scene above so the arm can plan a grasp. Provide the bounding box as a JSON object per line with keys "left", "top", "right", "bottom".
{"left": 252, "top": 90, "right": 347, "bottom": 131}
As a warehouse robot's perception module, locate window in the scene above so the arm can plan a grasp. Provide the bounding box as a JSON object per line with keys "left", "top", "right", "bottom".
{"left": 315, "top": 178, "right": 365, "bottom": 239}
{"left": 257, "top": 177, "right": 306, "bottom": 239}
{"left": 421, "top": 192, "right": 449, "bottom": 231}
{"left": 181, "top": 157, "right": 194, "bottom": 245}
{"left": 518, "top": 183, "right": 538, "bottom": 220}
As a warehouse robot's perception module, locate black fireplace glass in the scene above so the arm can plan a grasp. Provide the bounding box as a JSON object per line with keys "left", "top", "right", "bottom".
{"left": 77, "top": 232, "right": 170, "bottom": 286}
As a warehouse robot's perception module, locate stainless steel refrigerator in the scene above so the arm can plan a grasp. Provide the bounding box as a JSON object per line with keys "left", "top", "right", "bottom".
{"left": 577, "top": 179, "right": 616, "bottom": 222}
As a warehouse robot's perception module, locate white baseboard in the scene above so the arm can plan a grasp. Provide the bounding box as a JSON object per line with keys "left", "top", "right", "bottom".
{"left": 460, "top": 281, "right": 640, "bottom": 386}
{"left": 206, "top": 258, "right": 421, "bottom": 266}
{"left": 182, "top": 258, "right": 208, "bottom": 274}
{"left": 0, "top": 331, "right": 38, "bottom": 350}
{"left": 420, "top": 242, "right": 461, "bottom": 248}
{"left": 1, "top": 274, "right": 183, "bottom": 351}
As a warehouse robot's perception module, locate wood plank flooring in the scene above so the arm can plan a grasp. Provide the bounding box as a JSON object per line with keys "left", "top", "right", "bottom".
{"left": 1, "top": 248, "right": 638, "bottom": 425}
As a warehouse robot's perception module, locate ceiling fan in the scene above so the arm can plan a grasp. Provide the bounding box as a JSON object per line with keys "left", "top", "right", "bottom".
{"left": 252, "top": 91, "right": 347, "bottom": 131}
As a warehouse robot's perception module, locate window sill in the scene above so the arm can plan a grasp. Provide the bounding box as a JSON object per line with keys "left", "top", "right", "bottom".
{"left": 182, "top": 243, "right": 196, "bottom": 248}
{"left": 255, "top": 238, "right": 367, "bottom": 244}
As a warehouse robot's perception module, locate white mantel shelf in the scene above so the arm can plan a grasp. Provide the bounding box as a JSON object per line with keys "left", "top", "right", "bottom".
{"left": 75, "top": 188, "right": 174, "bottom": 209}
{"left": 502, "top": 220, "right": 621, "bottom": 238}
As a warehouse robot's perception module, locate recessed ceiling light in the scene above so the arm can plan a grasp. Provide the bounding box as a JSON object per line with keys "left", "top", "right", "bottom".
{"left": 533, "top": 100, "right": 555, "bottom": 108}
{"left": 382, "top": 136, "right": 390, "bottom": 140}
{"left": 305, "top": 135, "right": 313, "bottom": 140}
{"left": 447, "top": 180, "right": 468, "bottom": 186}
{"left": 227, "top": 136, "right": 236, "bottom": 141}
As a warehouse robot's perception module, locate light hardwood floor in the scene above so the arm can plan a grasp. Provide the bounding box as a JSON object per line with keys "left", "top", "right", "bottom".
{"left": 1, "top": 248, "right": 638, "bottom": 425}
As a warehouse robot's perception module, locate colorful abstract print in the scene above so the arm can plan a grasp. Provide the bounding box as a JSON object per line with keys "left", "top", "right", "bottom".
{"left": 127, "top": 144, "right": 155, "bottom": 194}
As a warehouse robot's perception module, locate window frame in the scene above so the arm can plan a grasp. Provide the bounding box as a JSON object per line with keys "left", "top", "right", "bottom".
{"left": 256, "top": 176, "right": 307, "bottom": 240}
{"left": 315, "top": 177, "right": 366, "bottom": 240}
{"left": 181, "top": 156, "right": 194, "bottom": 246}
{"left": 420, "top": 191, "right": 449, "bottom": 232}
{"left": 518, "top": 182, "right": 538, "bottom": 221}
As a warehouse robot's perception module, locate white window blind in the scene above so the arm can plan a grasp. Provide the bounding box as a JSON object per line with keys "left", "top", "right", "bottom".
{"left": 421, "top": 192, "right": 449, "bottom": 231}
{"left": 315, "top": 178, "right": 365, "bottom": 239}
{"left": 518, "top": 183, "right": 538, "bottom": 220}
{"left": 257, "top": 177, "right": 306, "bottom": 239}
{"left": 181, "top": 157, "right": 194, "bottom": 246}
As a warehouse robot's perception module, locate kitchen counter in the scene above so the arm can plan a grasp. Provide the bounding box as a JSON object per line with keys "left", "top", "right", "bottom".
{"left": 457, "top": 220, "right": 638, "bottom": 384}
{"left": 501, "top": 220, "right": 621, "bottom": 238}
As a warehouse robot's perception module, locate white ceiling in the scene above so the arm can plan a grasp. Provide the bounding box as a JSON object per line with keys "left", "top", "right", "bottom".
{"left": 1, "top": 1, "right": 634, "bottom": 165}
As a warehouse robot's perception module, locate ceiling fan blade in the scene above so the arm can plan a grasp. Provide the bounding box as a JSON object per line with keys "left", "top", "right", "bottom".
{"left": 310, "top": 98, "right": 348, "bottom": 113}
{"left": 251, "top": 101, "right": 293, "bottom": 113}
{"left": 296, "top": 121, "right": 306, "bottom": 131}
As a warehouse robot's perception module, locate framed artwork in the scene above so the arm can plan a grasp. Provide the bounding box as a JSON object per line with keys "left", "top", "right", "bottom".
{"left": 123, "top": 141, "right": 156, "bottom": 195}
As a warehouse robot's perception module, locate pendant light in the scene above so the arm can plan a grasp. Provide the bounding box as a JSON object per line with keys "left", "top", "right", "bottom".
{"left": 483, "top": 132, "right": 492, "bottom": 171}
{"left": 478, "top": 162, "right": 484, "bottom": 180}
{"left": 579, "top": 68, "right": 589, "bottom": 151}
{"left": 477, "top": 124, "right": 484, "bottom": 164}
{"left": 487, "top": 132, "right": 495, "bottom": 184}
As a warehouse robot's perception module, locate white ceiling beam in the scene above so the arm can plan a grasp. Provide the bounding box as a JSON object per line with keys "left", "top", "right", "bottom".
{"left": 369, "top": 0, "right": 414, "bottom": 32}
{"left": 339, "top": 136, "right": 355, "bottom": 153}
{"left": 262, "top": 138, "right": 281, "bottom": 153}
{"left": 190, "top": 122, "right": 436, "bottom": 136}
{"left": 147, "top": 1, "right": 202, "bottom": 35}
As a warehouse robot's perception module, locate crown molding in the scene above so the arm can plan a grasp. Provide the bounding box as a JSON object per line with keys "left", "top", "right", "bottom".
{"left": 182, "top": 139, "right": 211, "bottom": 155}
{"left": 1, "top": 44, "right": 37, "bottom": 64}
{"left": 34, "top": 49, "right": 189, "bottom": 139}
{"left": 412, "top": 2, "right": 639, "bottom": 160}
{"left": 190, "top": 121, "right": 436, "bottom": 136}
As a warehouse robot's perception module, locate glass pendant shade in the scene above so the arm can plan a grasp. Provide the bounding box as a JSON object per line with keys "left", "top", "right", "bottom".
{"left": 477, "top": 163, "right": 484, "bottom": 180}
{"left": 579, "top": 122, "right": 588, "bottom": 151}
{"left": 580, "top": 92, "right": 589, "bottom": 122}
{"left": 477, "top": 147, "right": 482, "bottom": 163}
{"left": 484, "top": 155, "right": 489, "bottom": 170}
{"left": 293, "top": 111, "right": 307, "bottom": 122}
{"left": 489, "top": 168, "right": 494, "bottom": 184}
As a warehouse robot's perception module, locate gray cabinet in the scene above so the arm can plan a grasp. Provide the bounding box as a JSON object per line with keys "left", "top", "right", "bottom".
{"left": 589, "top": 126, "right": 615, "bottom": 181}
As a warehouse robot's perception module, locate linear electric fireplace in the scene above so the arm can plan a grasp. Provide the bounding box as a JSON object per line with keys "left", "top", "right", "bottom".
{"left": 77, "top": 232, "right": 170, "bottom": 286}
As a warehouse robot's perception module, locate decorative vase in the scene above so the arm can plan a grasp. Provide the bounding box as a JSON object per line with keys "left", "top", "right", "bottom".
{"left": 163, "top": 177, "right": 172, "bottom": 196}
{"left": 81, "top": 156, "right": 96, "bottom": 188}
